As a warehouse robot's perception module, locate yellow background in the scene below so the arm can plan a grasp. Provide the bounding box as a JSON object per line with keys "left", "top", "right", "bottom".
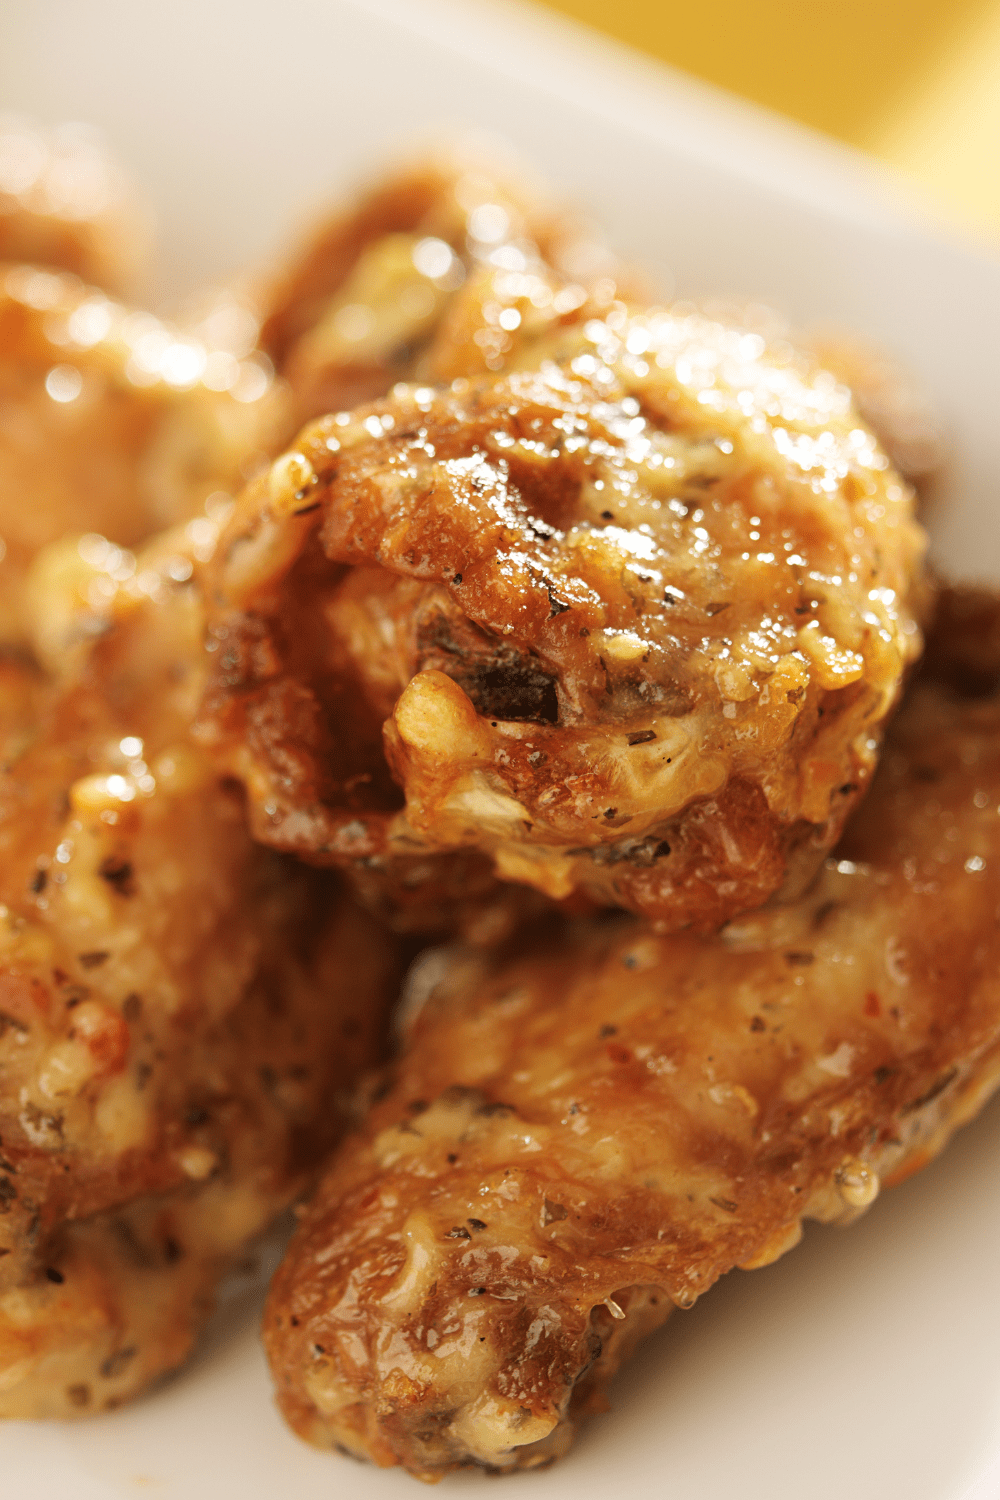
{"left": 530, "top": 0, "right": 1000, "bottom": 247}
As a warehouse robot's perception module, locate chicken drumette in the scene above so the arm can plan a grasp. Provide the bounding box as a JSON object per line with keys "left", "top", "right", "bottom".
{"left": 199, "top": 312, "right": 926, "bottom": 931}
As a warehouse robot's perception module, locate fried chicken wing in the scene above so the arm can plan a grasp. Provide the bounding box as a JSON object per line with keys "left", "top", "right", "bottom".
{"left": 0, "top": 265, "right": 285, "bottom": 644}
{"left": 200, "top": 313, "right": 926, "bottom": 930}
{"left": 0, "top": 528, "right": 403, "bottom": 1332}
{"left": 0, "top": 118, "right": 145, "bottom": 297}
{"left": 0, "top": 1192, "right": 220, "bottom": 1418}
{"left": 263, "top": 588, "right": 1000, "bottom": 1479}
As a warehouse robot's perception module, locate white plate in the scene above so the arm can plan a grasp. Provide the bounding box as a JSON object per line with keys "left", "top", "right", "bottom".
{"left": 2, "top": 2, "right": 999, "bottom": 1495}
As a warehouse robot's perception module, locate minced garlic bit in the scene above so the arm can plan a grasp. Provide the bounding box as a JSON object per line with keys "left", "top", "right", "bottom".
{"left": 835, "top": 1158, "right": 880, "bottom": 1209}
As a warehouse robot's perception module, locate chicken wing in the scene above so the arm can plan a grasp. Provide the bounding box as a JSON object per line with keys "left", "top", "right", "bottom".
{"left": 0, "top": 863, "right": 390, "bottom": 1421}
{"left": 199, "top": 314, "right": 926, "bottom": 930}
{"left": 0, "top": 525, "right": 404, "bottom": 1332}
{"left": 0, "top": 1191, "right": 239, "bottom": 1419}
{"left": 263, "top": 586, "right": 1000, "bottom": 1479}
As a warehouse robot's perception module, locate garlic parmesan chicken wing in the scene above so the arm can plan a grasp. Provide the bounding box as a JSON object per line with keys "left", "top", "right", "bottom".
{"left": 0, "top": 264, "right": 283, "bottom": 644}
{"left": 0, "top": 535, "right": 404, "bottom": 1415}
{"left": 264, "top": 588, "right": 1000, "bottom": 1479}
{"left": 201, "top": 313, "right": 925, "bottom": 931}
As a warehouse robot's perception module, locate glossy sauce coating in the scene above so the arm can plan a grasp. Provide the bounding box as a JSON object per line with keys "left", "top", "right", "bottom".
{"left": 201, "top": 313, "right": 925, "bottom": 930}
{"left": 259, "top": 155, "right": 937, "bottom": 497}
{"left": 0, "top": 524, "right": 403, "bottom": 1390}
{"left": 264, "top": 590, "right": 1000, "bottom": 1478}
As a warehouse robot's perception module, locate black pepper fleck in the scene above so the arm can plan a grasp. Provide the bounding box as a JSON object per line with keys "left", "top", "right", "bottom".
{"left": 99, "top": 857, "right": 135, "bottom": 897}
{"left": 99, "top": 1346, "right": 137, "bottom": 1379}
{"left": 78, "top": 951, "right": 109, "bottom": 970}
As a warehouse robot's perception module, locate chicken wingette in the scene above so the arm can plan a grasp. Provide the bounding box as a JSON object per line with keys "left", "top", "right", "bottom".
{"left": 264, "top": 588, "right": 1000, "bottom": 1479}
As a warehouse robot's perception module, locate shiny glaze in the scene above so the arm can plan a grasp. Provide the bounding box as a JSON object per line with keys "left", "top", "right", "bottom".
{"left": 0, "top": 531, "right": 403, "bottom": 1415}
{"left": 264, "top": 590, "right": 1000, "bottom": 1478}
{"left": 202, "top": 307, "right": 925, "bottom": 929}
{"left": 258, "top": 150, "right": 623, "bottom": 425}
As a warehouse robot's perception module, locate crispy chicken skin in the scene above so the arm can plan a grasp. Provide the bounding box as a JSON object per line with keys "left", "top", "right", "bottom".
{"left": 0, "top": 118, "right": 145, "bottom": 297}
{"left": 0, "top": 264, "right": 284, "bottom": 644}
{"left": 0, "top": 527, "right": 403, "bottom": 1351}
{"left": 258, "top": 152, "right": 934, "bottom": 496}
{"left": 200, "top": 314, "right": 925, "bottom": 930}
{"left": 263, "top": 589, "right": 1000, "bottom": 1479}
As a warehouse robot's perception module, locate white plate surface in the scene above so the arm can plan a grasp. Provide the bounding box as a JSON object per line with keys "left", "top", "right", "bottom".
{"left": 1, "top": 2, "right": 999, "bottom": 1496}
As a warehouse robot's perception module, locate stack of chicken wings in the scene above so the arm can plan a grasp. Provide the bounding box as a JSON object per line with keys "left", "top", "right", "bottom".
{"left": 1, "top": 120, "right": 997, "bottom": 1480}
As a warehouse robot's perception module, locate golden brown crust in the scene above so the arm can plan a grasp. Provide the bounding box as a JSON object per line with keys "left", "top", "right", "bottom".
{"left": 200, "top": 316, "right": 926, "bottom": 930}
{"left": 0, "top": 853, "right": 397, "bottom": 1419}
{"left": 258, "top": 153, "right": 938, "bottom": 530}
{"left": 263, "top": 588, "right": 1000, "bottom": 1478}
{"left": 0, "top": 534, "right": 404, "bottom": 1317}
